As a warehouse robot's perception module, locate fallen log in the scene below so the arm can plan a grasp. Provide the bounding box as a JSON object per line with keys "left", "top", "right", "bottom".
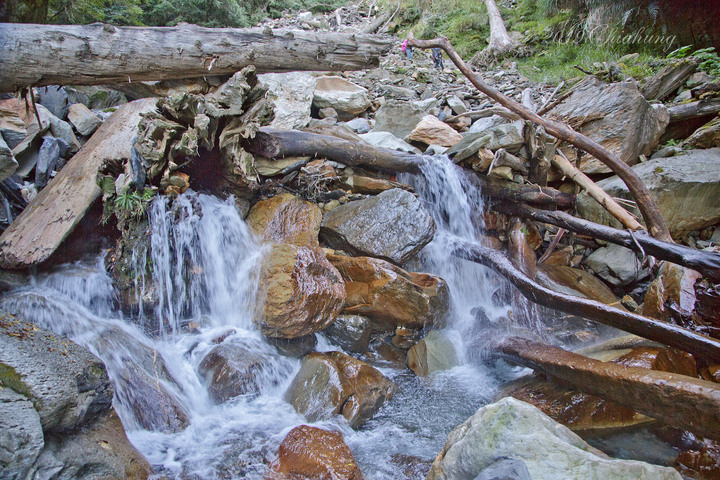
{"left": 451, "top": 240, "right": 720, "bottom": 362}
{"left": 667, "top": 98, "right": 720, "bottom": 123}
{"left": 0, "top": 23, "right": 394, "bottom": 92}
{"left": 495, "top": 336, "right": 720, "bottom": 440}
{"left": 496, "top": 203, "right": 720, "bottom": 283}
{"left": 0, "top": 98, "right": 157, "bottom": 269}
{"left": 408, "top": 35, "right": 673, "bottom": 243}
{"left": 245, "top": 128, "right": 574, "bottom": 209}
{"left": 640, "top": 59, "right": 697, "bottom": 101}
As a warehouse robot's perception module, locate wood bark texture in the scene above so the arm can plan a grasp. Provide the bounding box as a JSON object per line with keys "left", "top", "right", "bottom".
{"left": 667, "top": 98, "right": 720, "bottom": 123}
{"left": 496, "top": 337, "right": 720, "bottom": 440}
{"left": 484, "top": 0, "right": 516, "bottom": 54}
{"left": 0, "top": 23, "right": 394, "bottom": 91}
{"left": 0, "top": 98, "right": 158, "bottom": 269}
{"left": 495, "top": 203, "right": 720, "bottom": 282}
{"left": 407, "top": 35, "right": 673, "bottom": 242}
{"left": 452, "top": 240, "right": 720, "bottom": 362}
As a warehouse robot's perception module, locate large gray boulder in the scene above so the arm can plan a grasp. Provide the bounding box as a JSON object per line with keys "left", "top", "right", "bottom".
{"left": 577, "top": 148, "right": 720, "bottom": 239}
{"left": 547, "top": 77, "right": 669, "bottom": 174}
{"left": 313, "top": 76, "right": 370, "bottom": 118}
{"left": 407, "top": 330, "right": 460, "bottom": 376}
{"left": 359, "top": 131, "right": 421, "bottom": 154}
{"left": 583, "top": 244, "right": 651, "bottom": 287}
{"left": 427, "top": 397, "right": 682, "bottom": 480}
{"left": 321, "top": 188, "right": 436, "bottom": 264}
{"left": 0, "top": 388, "right": 44, "bottom": 480}
{"left": 372, "top": 100, "right": 428, "bottom": 139}
{"left": 448, "top": 121, "right": 525, "bottom": 162}
{"left": 67, "top": 103, "right": 102, "bottom": 136}
{"left": 259, "top": 72, "right": 316, "bottom": 130}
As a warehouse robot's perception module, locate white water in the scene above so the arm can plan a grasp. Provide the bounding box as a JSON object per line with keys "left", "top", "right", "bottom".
{"left": 1, "top": 158, "right": 523, "bottom": 479}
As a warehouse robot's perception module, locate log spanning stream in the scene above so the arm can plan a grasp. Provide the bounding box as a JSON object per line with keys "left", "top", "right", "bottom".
{"left": 0, "top": 156, "right": 672, "bottom": 478}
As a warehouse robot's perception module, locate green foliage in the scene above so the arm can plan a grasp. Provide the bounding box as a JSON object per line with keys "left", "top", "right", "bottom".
{"left": 103, "top": 188, "right": 156, "bottom": 228}
{"left": 668, "top": 46, "right": 720, "bottom": 77}
{"left": 141, "top": 0, "right": 250, "bottom": 27}
{"left": 49, "top": 0, "right": 143, "bottom": 24}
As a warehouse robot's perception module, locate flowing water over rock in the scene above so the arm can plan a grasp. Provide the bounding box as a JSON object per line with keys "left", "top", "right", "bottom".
{"left": 1, "top": 159, "right": 524, "bottom": 479}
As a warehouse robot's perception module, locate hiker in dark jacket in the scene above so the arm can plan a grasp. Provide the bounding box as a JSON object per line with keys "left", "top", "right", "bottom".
{"left": 432, "top": 47, "right": 444, "bottom": 70}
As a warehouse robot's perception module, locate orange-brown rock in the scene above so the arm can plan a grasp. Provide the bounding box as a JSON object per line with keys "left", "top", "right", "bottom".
{"left": 676, "top": 442, "right": 720, "bottom": 480}
{"left": 284, "top": 351, "right": 395, "bottom": 428}
{"left": 536, "top": 264, "right": 624, "bottom": 307}
{"left": 303, "top": 159, "right": 336, "bottom": 178}
{"left": 408, "top": 115, "right": 463, "bottom": 147}
{"left": 256, "top": 244, "right": 345, "bottom": 338}
{"left": 269, "top": 425, "right": 364, "bottom": 480}
{"left": 247, "top": 194, "right": 322, "bottom": 247}
{"left": 327, "top": 253, "right": 449, "bottom": 330}
{"left": 644, "top": 263, "right": 702, "bottom": 323}
{"left": 339, "top": 175, "right": 412, "bottom": 195}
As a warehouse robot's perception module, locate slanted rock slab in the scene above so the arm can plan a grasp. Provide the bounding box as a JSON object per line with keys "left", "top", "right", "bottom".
{"left": 259, "top": 72, "right": 316, "bottom": 130}
{"left": 321, "top": 188, "right": 436, "bottom": 264}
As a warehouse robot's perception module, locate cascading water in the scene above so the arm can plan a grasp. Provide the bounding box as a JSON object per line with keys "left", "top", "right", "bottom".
{"left": 1, "top": 158, "right": 526, "bottom": 479}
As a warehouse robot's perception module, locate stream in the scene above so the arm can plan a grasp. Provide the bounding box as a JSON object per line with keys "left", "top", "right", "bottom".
{"left": 0, "top": 156, "right": 666, "bottom": 478}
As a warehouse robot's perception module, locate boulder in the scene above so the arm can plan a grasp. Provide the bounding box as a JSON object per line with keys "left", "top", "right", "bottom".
{"left": 547, "top": 77, "right": 669, "bottom": 174}
{"left": 328, "top": 253, "right": 449, "bottom": 330}
{"left": 536, "top": 264, "right": 623, "bottom": 306}
{"left": 65, "top": 85, "right": 128, "bottom": 110}
{"left": 37, "top": 85, "right": 69, "bottom": 120}
{"left": 269, "top": 425, "right": 364, "bottom": 480}
{"left": 474, "top": 458, "right": 532, "bottom": 480}
{"left": 265, "top": 334, "right": 317, "bottom": 358}
{"left": 254, "top": 155, "right": 310, "bottom": 177}
{"left": 372, "top": 100, "right": 428, "bottom": 139}
{"left": 246, "top": 193, "right": 322, "bottom": 247}
{"left": 284, "top": 351, "right": 395, "bottom": 428}
{"left": 643, "top": 263, "right": 701, "bottom": 323}
{"left": 259, "top": 72, "right": 316, "bottom": 130}
{"left": 468, "top": 114, "right": 509, "bottom": 134}
{"left": 344, "top": 117, "right": 371, "bottom": 134}
{"left": 313, "top": 76, "right": 371, "bottom": 118}
{"left": 427, "top": 397, "right": 682, "bottom": 480}
{"left": 446, "top": 95, "right": 468, "bottom": 115}
{"left": 255, "top": 243, "right": 345, "bottom": 338}
{"left": 380, "top": 84, "right": 418, "bottom": 98}
{"left": 448, "top": 121, "right": 525, "bottom": 162}
{"left": 684, "top": 116, "right": 720, "bottom": 149}
{"left": 359, "top": 131, "right": 422, "bottom": 154}
{"left": 0, "top": 388, "right": 44, "bottom": 479}
{"left": 408, "top": 115, "right": 463, "bottom": 147}
{"left": 34, "top": 136, "right": 68, "bottom": 188}
{"left": 323, "top": 315, "right": 372, "bottom": 353}
{"left": 0, "top": 107, "right": 28, "bottom": 149}
{"left": 198, "top": 339, "right": 283, "bottom": 403}
{"left": 0, "top": 134, "right": 18, "bottom": 183}
{"left": 339, "top": 175, "right": 411, "bottom": 195}
{"left": 407, "top": 330, "right": 460, "bottom": 376}
{"left": 67, "top": 103, "right": 102, "bottom": 136}
{"left": 583, "top": 244, "right": 651, "bottom": 287}
{"left": 577, "top": 149, "right": 720, "bottom": 239}
{"left": 321, "top": 188, "right": 436, "bottom": 264}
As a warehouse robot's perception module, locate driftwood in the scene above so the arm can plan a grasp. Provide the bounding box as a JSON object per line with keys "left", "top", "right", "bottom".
{"left": 408, "top": 35, "right": 673, "bottom": 242}
{"left": 0, "top": 23, "right": 394, "bottom": 92}
{"left": 495, "top": 336, "right": 720, "bottom": 440}
{"left": 667, "top": 98, "right": 720, "bottom": 123}
{"left": 553, "top": 149, "right": 643, "bottom": 231}
{"left": 451, "top": 240, "right": 720, "bottom": 362}
{"left": 495, "top": 203, "right": 720, "bottom": 283}
{"left": 0, "top": 98, "right": 158, "bottom": 269}
{"left": 245, "top": 128, "right": 574, "bottom": 209}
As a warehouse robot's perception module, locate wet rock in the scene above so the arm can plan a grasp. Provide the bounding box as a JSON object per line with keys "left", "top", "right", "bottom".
{"left": 474, "top": 458, "right": 532, "bottom": 480}
{"left": 0, "top": 134, "right": 18, "bottom": 183}
{"left": 507, "top": 219, "right": 537, "bottom": 279}
{"left": 265, "top": 334, "right": 317, "bottom": 358}
{"left": 37, "top": 85, "right": 69, "bottom": 120}
{"left": 643, "top": 263, "right": 701, "bottom": 324}
{"left": 547, "top": 78, "right": 669, "bottom": 174}
{"left": 359, "top": 131, "right": 422, "bottom": 153}
{"left": 684, "top": 116, "right": 720, "bottom": 149}
{"left": 321, "top": 188, "right": 436, "bottom": 264}
{"left": 339, "top": 175, "right": 411, "bottom": 195}
{"left": 269, "top": 425, "right": 364, "bottom": 480}
{"left": 407, "top": 330, "right": 459, "bottom": 376}
{"left": 327, "top": 253, "right": 449, "bottom": 330}
{"left": 246, "top": 194, "right": 322, "bottom": 247}
{"left": 577, "top": 149, "right": 720, "bottom": 238}
{"left": 344, "top": 117, "right": 371, "bottom": 134}
{"left": 284, "top": 351, "right": 395, "bottom": 428}
{"left": 198, "top": 339, "right": 280, "bottom": 403}
{"left": 408, "top": 115, "right": 463, "bottom": 147}
{"left": 583, "top": 244, "right": 651, "bottom": 287}
{"left": 67, "top": 103, "right": 102, "bottom": 136}
{"left": 256, "top": 244, "right": 345, "bottom": 338}
{"left": 448, "top": 121, "right": 526, "bottom": 162}
{"left": 427, "top": 397, "right": 682, "bottom": 480}
{"left": 676, "top": 442, "right": 720, "bottom": 480}
{"left": 255, "top": 155, "right": 310, "bottom": 176}
{"left": 313, "top": 76, "right": 371, "bottom": 118}
{"left": 324, "top": 314, "right": 372, "bottom": 353}
{"left": 372, "top": 100, "right": 428, "bottom": 139}
{"left": 536, "top": 264, "right": 623, "bottom": 306}
{"left": 259, "top": 72, "right": 316, "bottom": 130}
{"left": 0, "top": 388, "right": 44, "bottom": 479}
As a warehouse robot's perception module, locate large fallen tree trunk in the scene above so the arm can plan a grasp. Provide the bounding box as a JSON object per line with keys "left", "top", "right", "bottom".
{"left": 0, "top": 98, "right": 157, "bottom": 269}
{"left": 483, "top": 0, "right": 516, "bottom": 55}
{"left": 451, "top": 240, "right": 720, "bottom": 362}
{"left": 408, "top": 35, "right": 673, "bottom": 243}
{"left": 495, "top": 336, "right": 720, "bottom": 440}
{"left": 667, "top": 98, "right": 720, "bottom": 123}
{"left": 496, "top": 203, "right": 720, "bottom": 282}
{"left": 0, "top": 23, "right": 394, "bottom": 92}
{"left": 245, "top": 128, "right": 574, "bottom": 209}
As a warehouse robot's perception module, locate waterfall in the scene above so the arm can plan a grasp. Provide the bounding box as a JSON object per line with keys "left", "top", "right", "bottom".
{"left": 1, "top": 169, "right": 521, "bottom": 478}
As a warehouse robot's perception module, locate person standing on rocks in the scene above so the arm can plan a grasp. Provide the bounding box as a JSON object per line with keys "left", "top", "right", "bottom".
{"left": 401, "top": 39, "right": 413, "bottom": 61}
{"left": 432, "top": 47, "right": 444, "bottom": 70}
